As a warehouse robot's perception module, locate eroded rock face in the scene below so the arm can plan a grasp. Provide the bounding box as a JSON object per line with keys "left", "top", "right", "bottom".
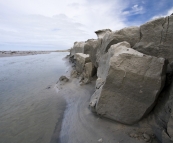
{"left": 70, "top": 40, "right": 98, "bottom": 56}
{"left": 133, "top": 15, "right": 173, "bottom": 62}
{"left": 83, "top": 62, "right": 96, "bottom": 78}
{"left": 97, "top": 26, "right": 140, "bottom": 55}
{"left": 167, "top": 96, "right": 173, "bottom": 141}
{"left": 162, "top": 130, "right": 173, "bottom": 143}
{"left": 90, "top": 41, "right": 167, "bottom": 124}
{"left": 97, "top": 41, "right": 132, "bottom": 81}
{"left": 70, "top": 40, "right": 102, "bottom": 68}
{"left": 95, "top": 29, "right": 112, "bottom": 39}
{"left": 70, "top": 42, "right": 85, "bottom": 57}
{"left": 76, "top": 61, "right": 96, "bottom": 85}
{"left": 75, "top": 53, "right": 90, "bottom": 73}
{"left": 85, "top": 39, "right": 102, "bottom": 67}
{"left": 168, "top": 112, "right": 173, "bottom": 141}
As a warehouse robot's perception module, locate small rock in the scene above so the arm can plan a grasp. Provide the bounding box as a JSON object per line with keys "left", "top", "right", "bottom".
{"left": 46, "top": 86, "right": 51, "bottom": 89}
{"left": 129, "top": 133, "right": 135, "bottom": 138}
{"left": 98, "top": 138, "right": 103, "bottom": 142}
{"left": 143, "top": 133, "right": 150, "bottom": 142}
{"left": 59, "top": 76, "right": 69, "bottom": 82}
{"left": 71, "top": 70, "right": 78, "bottom": 78}
{"left": 134, "top": 134, "right": 139, "bottom": 138}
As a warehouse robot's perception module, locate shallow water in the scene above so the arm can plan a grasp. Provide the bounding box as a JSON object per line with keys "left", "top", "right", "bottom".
{"left": 0, "top": 52, "right": 68, "bottom": 143}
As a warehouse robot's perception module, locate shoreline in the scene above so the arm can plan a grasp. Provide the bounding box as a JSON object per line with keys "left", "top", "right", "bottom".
{"left": 0, "top": 50, "right": 70, "bottom": 58}
{"left": 55, "top": 74, "right": 159, "bottom": 143}
{"left": 0, "top": 51, "right": 51, "bottom": 58}
{"left": 50, "top": 86, "right": 67, "bottom": 143}
{"left": 55, "top": 57, "right": 159, "bottom": 143}
{"left": 0, "top": 52, "right": 69, "bottom": 143}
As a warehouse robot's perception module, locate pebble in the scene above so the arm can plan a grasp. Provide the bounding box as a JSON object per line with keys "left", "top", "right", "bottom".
{"left": 143, "top": 133, "right": 150, "bottom": 142}
{"left": 98, "top": 138, "right": 103, "bottom": 142}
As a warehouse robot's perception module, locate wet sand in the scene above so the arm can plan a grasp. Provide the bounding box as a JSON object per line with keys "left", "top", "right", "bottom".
{"left": 0, "top": 53, "right": 160, "bottom": 143}
{"left": 56, "top": 76, "right": 159, "bottom": 143}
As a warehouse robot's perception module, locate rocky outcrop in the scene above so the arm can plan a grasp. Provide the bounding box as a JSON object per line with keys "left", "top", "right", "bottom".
{"left": 97, "top": 26, "right": 140, "bottom": 55}
{"left": 90, "top": 41, "right": 167, "bottom": 124}
{"left": 70, "top": 40, "right": 98, "bottom": 58}
{"left": 86, "top": 39, "right": 102, "bottom": 67}
{"left": 70, "top": 42, "right": 85, "bottom": 57}
{"left": 70, "top": 39, "right": 101, "bottom": 68}
{"left": 69, "top": 14, "right": 173, "bottom": 141}
{"left": 75, "top": 53, "right": 90, "bottom": 73}
{"left": 162, "top": 130, "right": 173, "bottom": 143}
{"left": 83, "top": 62, "right": 96, "bottom": 79}
{"left": 74, "top": 53, "right": 96, "bottom": 83}
{"left": 133, "top": 15, "right": 173, "bottom": 62}
{"left": 95, "top": 29, "right": 112, "bottom": 39}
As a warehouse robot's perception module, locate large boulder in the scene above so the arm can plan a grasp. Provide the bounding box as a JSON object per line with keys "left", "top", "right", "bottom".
{"left": 83, "top": 62, "right": 96, "bottom": 78}
{"left": 85, "top": 39, "right": 102, "bottom": 67}
{"left": 95, "top": 29, "right": 112, "bottom": 39}
{"left": 70, "top": 41, "right": 92, "bottom": 56}
{"left": 90, "top": 41, "right": 167, "bottom": 124}
{"left": 75, "top": 53, "right": 90, "bottom": 73}
{"left": 133, "top": 15, "right": 173, "bottom": 62}
{"left": 70, "top": 40, "right": 101, "bottom": 67}
{"left": 74, "top": 54, "right": 96, "bottom": 83}
{"left": 82, "top": 62, "right": 97, "bottom": 84}
{"left": 96, "top": 27, "right": 140, "bottom": 66}
{"left": 70, "top": 42, "right": 85, "bottom": 57}
{"left": 97, "top": 26, "right": 140, "bottom": 55}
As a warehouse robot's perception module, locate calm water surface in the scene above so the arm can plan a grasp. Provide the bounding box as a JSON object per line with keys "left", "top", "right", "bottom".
{"left": 0, "top": 52, "right": 68, "bottom": 143}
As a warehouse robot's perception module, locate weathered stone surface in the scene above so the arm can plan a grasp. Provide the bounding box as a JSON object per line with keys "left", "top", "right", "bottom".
{"left": 90, "top": 41, "right": 166, "bottom": 124}
{"left": 59, "top": 76, "right": 69, "bottom": 82}
{"left": 70, "top": 40, "right": 101, "bottom": 67}
{"left": 75, "top": 53, "right": 90, "bottom": 73}
{"left": 95, "top": 29, "right": 112, "bottom": 39}
{"left": 133, "top": 15, "right": 173, "bottom": 62}
{"left": 85, "top": 39, "right": 102, "bottom": 67}
{"left": 162, "top": 130, "right": 173, "bottom": 143}
{"left": 71, "top": 70, "right": 78, "bottom": 78}
{"left": 70, "top": 42, "right": 85, "bottom": 57}
{"left": 97, "top": 26, "right": 140, "bottom": 57}
{"left": 97, "top": 41, "right": 132, "bottom": 81}
{"left": 153, "top": 76, "right": 173, "bottom": 142}
{"left": 83, "top": 62, "right": 96, "bottom": 78}
{"left": 168, "top": 104, "right": 173, "bottom": 141}
{"left": 70, "top": 40, "right": 96, "bottom": 56}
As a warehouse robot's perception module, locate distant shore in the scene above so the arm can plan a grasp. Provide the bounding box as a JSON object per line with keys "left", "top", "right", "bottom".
{"left": 0, "top": 50, "right": 70, "bottom": 58}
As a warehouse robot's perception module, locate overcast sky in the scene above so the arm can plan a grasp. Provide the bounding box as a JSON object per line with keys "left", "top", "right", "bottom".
{"left": 0, "top": 0, "right": 173, "bottom": 51}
